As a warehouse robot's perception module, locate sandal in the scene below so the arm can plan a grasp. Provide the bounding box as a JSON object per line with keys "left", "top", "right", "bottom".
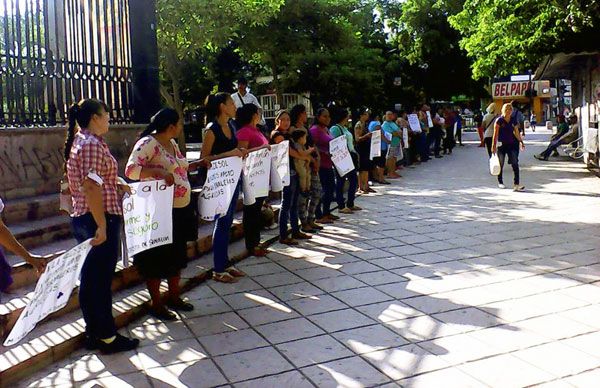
{"left": 309, "top": 222, "right": 324, "bottom": 230}
{"left": 226, "top": 266, "right": 247, "bottom": 277}
{"left": 213, "top": 271, "right": 239, "bottom": 283}
{"left": 167, "top": 298, "right": 194, "bottom": 312}
{"left": 149, "top": 306, "right": 178, "bottom": 321}
{"left": 316, "top": 217, "right": 333, "bottom": 224}
{"left": 326, "top": 214, "right": 340, "bottom": 220}
{"left": 250, "top": 247, "right": 269, "bottom": 257}
{"left": 292, "top": 231, "right": 312, "bottom": 240}
{"left": 279, "top": 237, "right": 299, "bottom": 245}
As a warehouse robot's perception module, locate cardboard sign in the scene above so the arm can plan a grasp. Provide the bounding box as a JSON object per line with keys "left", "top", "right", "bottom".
{"left": 198, "top": 156, "right": 243, "bottom": 221}
{"left": 370, "top": 130, "right": 381, "bottom": 160}
{"left": 426, "top": 111, "right": 434, "bottom": 128}
{"left": 329, "top": 136, "right": 354, "bottom": 177}
{"left": 4, "top": 239, "right": 94, "bottom": 346}
{"left": 242, "top": 148, "right": 272, "bottom": 205}
{"left": 122, "top": 180, "right": 174, "bottom": 257}
{"left": 270, "top": 141, "right": 290, "bottom": 192}
{"left": 408, "top": 114, "right": 422, "bottom": 133}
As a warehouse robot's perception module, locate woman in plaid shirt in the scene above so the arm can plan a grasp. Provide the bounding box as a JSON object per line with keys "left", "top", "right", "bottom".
{"left": 65, "top": 99, "right": 139, "bottom": 354}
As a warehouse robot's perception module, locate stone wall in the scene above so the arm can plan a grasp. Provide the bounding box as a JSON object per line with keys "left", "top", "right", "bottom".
{"left": 0, "top": 125, "right": 144, "bottom": 200}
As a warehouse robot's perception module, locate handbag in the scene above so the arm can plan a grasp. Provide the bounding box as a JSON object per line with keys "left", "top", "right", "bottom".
{"left": 489, "top": 153, "right": 501, "bottom": 176}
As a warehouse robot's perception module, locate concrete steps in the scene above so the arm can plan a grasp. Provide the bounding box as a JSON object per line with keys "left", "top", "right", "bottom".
{"left": 0, "top": 239, "right": 253, "bottom": 386}
{"left": 6, "top": 215, "right": 71, "bottom": 250}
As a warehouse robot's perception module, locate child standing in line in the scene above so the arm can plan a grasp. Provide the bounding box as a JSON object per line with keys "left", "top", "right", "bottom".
{"left": 291, "top": 129, "right": 311, "bottom": 194}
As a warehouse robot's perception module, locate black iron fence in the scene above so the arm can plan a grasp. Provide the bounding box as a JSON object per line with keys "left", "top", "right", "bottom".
{"left": 0, "top": 0, "right": 136, "bottom": 127}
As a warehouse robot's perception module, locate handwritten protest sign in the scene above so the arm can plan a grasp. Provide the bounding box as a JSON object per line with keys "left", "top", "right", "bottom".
{"left": 329, "top": 136, "right": 354, "bottom": 177}
{"left": 242, "top": 148, "right": 272, "bottom": 205}
{"left": 4, "top": 239, "right": 93, "bottom": 346}
{"left": 198, "top": 156, "right": 243, "bottom": 221}
{"left": 402, "top": 126, "right": 409, "bottom": 147}
{"left": 408, "top": 114, "right": 422, "bottom": 133}
{"left": 122, "top": 180, "right": 174, "bottom": 257}
{"left": 270, "top": 141, "right": 290, "bottom": 192}
{"left": 370, "top": 130, "right": 381, "bottom": 160}
{"left": 426, "top": 111, "right": 434, "bottom": 128}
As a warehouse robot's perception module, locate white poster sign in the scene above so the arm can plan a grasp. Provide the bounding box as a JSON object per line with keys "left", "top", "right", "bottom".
{"left": 198, "top": 156, "right": 243, "bottom": 221}
{"left": 402, "top": 127, "right": 409, "bottom": 147}
{"left": 270, "top": 141, "right": 290, "bottom": 192}
{"left": 426, "top": 111, "right": 434, "bottom": 128}
{"left": 4, "top": 239, "right": 94, "bottom": 346}
{"left": 408, "top": 114, "right": 422, "bottom": 133}
{"left": 242, "top": 148, "right": 272, "bottom": 205}
{"left": 123, "top": 180, "right": 174, "bottom": 257}
{"left": 329, "top": 136, "right": 354, "bottom": 177}
{"left": 370, "top": 130, "right": 381, "bottom": 160}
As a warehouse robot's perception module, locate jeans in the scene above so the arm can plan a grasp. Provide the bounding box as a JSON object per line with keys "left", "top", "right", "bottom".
{"left": 418, "top": 132, "right": 430, "bottom": 160}
{"left": 497, "top": 144, "right": 520, "bottom": 185}
{"left": 213, "top": 184, "right": 240, "bottom": 272}
{"left": 336, "top": 169, "right": 358, "bottom": 208}
{"left": 541, "top": 138, "right": 564, "bottom": 158}
{"left": 243, "top": 197, "right": 265, "bottom": 251}
{"left": 317, "top": 167, "right": 335, "bottom": 218}
{"left": 428, "top": 127, "right": 443, "bottom": 156}
{"left": 299, "top": 171, "right": 321, "bottom": 223}
{"left": 71, "top": 212, "right": 121, "bottom": 340}
{"left": 279, "top": 174, "right": 300, "bottom": 238}
{"left": 484, "top": 137, "right": 493, "bottom": 157}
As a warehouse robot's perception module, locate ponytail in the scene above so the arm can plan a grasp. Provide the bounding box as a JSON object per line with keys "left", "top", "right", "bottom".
{"left": 204, "top": 92, "right": 231, "bottom": 124}
{"left": 138, "top": 108, "right": 180, "bottom": 140}
{"left": 63, "top": 98, "right": 109, "bottom": 171}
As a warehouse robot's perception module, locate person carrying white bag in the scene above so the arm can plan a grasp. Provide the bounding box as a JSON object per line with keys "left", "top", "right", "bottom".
{"left": 491, "top": 103, "right": 525, "bottom": 191}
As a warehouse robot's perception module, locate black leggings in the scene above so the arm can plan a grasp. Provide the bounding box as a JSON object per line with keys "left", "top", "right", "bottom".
{"left": 243, "top": 197, "right": 265, "bottom": 250}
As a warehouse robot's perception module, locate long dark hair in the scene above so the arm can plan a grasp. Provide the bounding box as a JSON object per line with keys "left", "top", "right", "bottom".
{"left": 64, "top": 99, "right": 109, "bottom": 169}
{"left": 138, "top": 108, "right": 180, "bottom": 139}
{"left": 235, "top": 103, "right": 259, "bottom": 128}
{"left": 331, "top": 107, "right": 349, "bottom": 125}
{"left": 290, "top": 104, "right": 306, "bottom": 126}
{"left": 315, "top": 108, "right": 329, "bottom": 126}
{"left": 205, "top": 92, "right": 231, "bottom": 123}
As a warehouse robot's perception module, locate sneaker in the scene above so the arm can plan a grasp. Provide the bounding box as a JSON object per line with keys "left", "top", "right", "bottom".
{"left": 316, "top": 217, "right": 333, "bottom": 224}
{"left": 149, "top": 306, "right": 178, "bottom": 321}
{"left": 349, "top": 206, "right": 362, "bottom": 211}
{"left": 498, "top": 183, "right": 506, "bottom": 189}
{"left": 300, "top": 224, "right": 316, "bottom": 233}
{"left": 226, "top": 266, "right": 247, "bottom": 277}
{"left": 98, "top": 333, "right": 140, "bottom": 354}
{"left": 279, "top": 237, "right": 299, "bottom": 245}
{"left": 167, "top": 298, "right": 194, "bottom": 312}
{"left": 327, "top": 214, "right": 340, "bottom": 220}
{"left": 513, "top": 184, "right": 525, "bottom": 192}
{"left": 534, "top": 154, "right": 548, "bottom": 161}
{"left": 338, "top": 207, "right": 353, "bottom": 214}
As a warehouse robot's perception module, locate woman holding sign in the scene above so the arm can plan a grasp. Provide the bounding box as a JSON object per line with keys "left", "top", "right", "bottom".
{"left": 202, "top": 93, "right": 246, "bottom": 283}
{"left": 64, "top": 99, "right": 139, "bottom": 354}
{"left": 236, "top": 104, "right": 281, "bottom": 256}
{"left": 310, "top": 108, "right": 337, "bottom": 224}
{"left": 354, "top": 109, "right": 374, "bottom": 194}
{"left": 329, "top": 107, "right": 361, "bottom": 214}
{"left": 125, "top": 108, "right": 207, "bottom": 320}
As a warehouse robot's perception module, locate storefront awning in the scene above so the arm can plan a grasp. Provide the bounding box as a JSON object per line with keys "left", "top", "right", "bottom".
{"left": 534, "top": 52, "right": 599, "bottom": 80}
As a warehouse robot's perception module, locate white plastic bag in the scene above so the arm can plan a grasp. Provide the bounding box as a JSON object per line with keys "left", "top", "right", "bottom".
{"left": 489, "top": 153, "right": 501, "bottom": 176}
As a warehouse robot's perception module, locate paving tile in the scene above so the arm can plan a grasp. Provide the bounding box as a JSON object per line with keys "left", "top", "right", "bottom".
{"left": 338, "top": 260, "right": 384, "bottom": 275}
{"left": 467, "top": 324, "right": 551, "bottom": 353}
{"left": 308, "top": 309, "right": 376, "bottom": 333}
{"left": 186, "top": 311, "right": 249, "bottom": 337}
{"left": 375, "top": 282, "right": 428, "bottom": 299}
{"left": 255, "top": 317, "right": 325, "bottom": 344}
{"left": 362, "top": 343, "right": 449, "bottom": 380}
{"left": 128, "top": 320, "right": 195, "bottom": 344}
{"left": 276, "top": 334, "right": 354, "bottom": 368}
{"left": 432, "top": 307, "right": 503, "bottom": 333}
{"left": 398, "top": 367, "right": 485, "bottom": 388}
{"left": 213, "top": 347, "right": 294, "bottom": 383}
{"left": 197, "top": 328, "right": 269, "bottom": 356}
{"left": 294, "top": 266, "right": 344, "bottom": 280}
{"left": 177, "top": 296, "right": 233, "bottom": 319}
{"left": 349, "top": 270, "right": 407, "bottom": 286}
{"left": 221, "top": 289, "right": 282, "bottom": 310}
{"left": 369, "top": 256, "right": 415, "bottom": 270}
{"left": 287, "top": 294, "right": 350, "bottom": 316}
{"left": 384, "top": 245, "right": 427, "bottom": 256}
{"left": 252, "top": 271, "right": 305, "bottom": 288}
{"left": 560, "top": 331, "right": 600, "bottom": 358}
{"left": 512, "top": 341, "right": 600, "bottom": 378}
{"left": 419, "top": 332, "right": 503, "bottom": 365}
{"left": 268, "top": 281, "right": 325, "bottom": 301}
{"left": 383, "top": 315, "right": 448, "bottom": 342}
{"left": 514, "top": 314, "right": 596, "bottom": 341}
{"left": 237, "top": 303, "right": 300, "bottom": 326}
{"left": 355, "top": 301, "right": 424, "bottom": 323}
{"left": 563, "top": 368, "right": 600, "bottom": 387}
{"left": 458, "top": 353, "right": 554, "bottom": 387}
{"left": 331, "top": 287, "right": 393, "bottom": 307}
{"left": 332, "top": 324, "right": 409, "bottom": 354}
{"left": 144, "top": 359, "right": 228, "bottom": 388}
{"left": 312, "top": 275, "right": 368, "bottom": 293}
{"left": 135, "top": 339, "right": 208, "bottom": 370}
{"left": 238, "top": 262, "right": 287, "bottom": 276}
{"left": 402, "top": 295, "right": 466, "bottom": 315}
{"left": 234, "top": 370, "right": 314, "bottom": 388}
{"left": 79, "top": 371, "right": 152, "bottom": 388}
{"left": 301, "top": 356, "right": 391, "bottom": 388}
{"left": 209, "top": 277, "right": 263, "bottom": 296}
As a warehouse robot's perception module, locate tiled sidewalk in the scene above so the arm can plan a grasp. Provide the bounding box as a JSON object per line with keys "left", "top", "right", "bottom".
{"left": 22, "top": 132, "right": 600, "bottom": 387}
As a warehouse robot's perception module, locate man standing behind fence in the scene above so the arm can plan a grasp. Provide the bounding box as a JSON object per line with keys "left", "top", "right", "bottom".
{"left": 232, "top": 77, "right": 266, "bottom": 129}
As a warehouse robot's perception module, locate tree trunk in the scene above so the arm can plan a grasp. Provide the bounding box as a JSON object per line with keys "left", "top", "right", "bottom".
{"left": 271, "top": 60, "right": 283, "bottom": 110}
{"left": 163, "top": 54, "right": 187, "bottom": 154}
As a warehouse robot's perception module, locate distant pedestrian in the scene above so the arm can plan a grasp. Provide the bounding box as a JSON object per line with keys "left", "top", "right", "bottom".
{"left": 354, "top": 109, "right": 374, "bottom": 194}
{"left": 492, "top": 103, "right": 525, "bottom": 191}
{"left": 482, "top": 103, "right": 498, "bottom": 157}
{"left": 311, "top": 108, "right": 338, "bottom": 224}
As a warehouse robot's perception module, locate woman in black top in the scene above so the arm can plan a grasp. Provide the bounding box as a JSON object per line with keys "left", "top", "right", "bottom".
{"left": 201, "top": 93, "right": 245, "bottom": 283}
